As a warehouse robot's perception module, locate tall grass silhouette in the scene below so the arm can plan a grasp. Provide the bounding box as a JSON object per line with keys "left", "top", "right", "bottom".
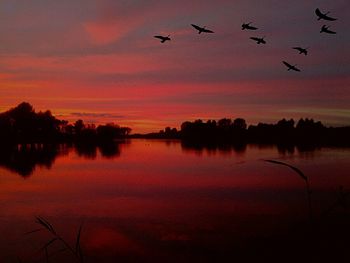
{"left": 264, "top": 159, "right": 312, "bottom": 220}
{"left": 25, "top": 216, "right": 84, "bottom": 263}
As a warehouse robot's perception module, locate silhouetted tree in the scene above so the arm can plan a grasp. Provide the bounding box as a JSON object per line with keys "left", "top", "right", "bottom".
{"left": 218, "top": 118, "right": 232, "bottom": 127}
{"left": 0, "top": 103, "right": 131, "bottom": 143}
{"left": 97, "top": 123, "right": 124, "bottom": 140}
{"left": 277, "top": 118, "right": 294, "bottom": 129}
{"left": 120, "top": 127, "right": 132, "bottom": 136}
{"left": 232, "top": 118, "right": 247, "bottom": 130}
{"left": 74, "top": 119, "right": 85, "bottom": 134}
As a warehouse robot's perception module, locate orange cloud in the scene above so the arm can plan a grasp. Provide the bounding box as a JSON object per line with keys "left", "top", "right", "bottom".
{"left": 83, "top": 21, "right": 132, "bottom": 45}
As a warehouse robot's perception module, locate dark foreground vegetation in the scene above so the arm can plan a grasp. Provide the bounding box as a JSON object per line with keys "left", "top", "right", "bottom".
{"left": 0, "top": 102, "right": 131, "bottom": 144}
{"left": 138, "top": 117, "right": 350, "bottom": 147}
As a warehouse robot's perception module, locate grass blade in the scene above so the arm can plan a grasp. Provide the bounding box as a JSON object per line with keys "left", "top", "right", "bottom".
{"left": 75, "top": 224, "right": 82, "bottom": 254}
{"left": 264, "top": 159, "right": 308, "bottom": 181}
{"left": 24, "top": 228, "right": 43, "bottom": 235}
{"left": 45, "top": 246, "right": 49, "bottom": 263}
{"left": 36, "top": 216, "right": 56, "bottom": 235}
{"left": 40, "top": 238, "right": 58, "bottom": 252}
{"left": 40, "top": 217, "right": 56, "bottom": 234}
{"left": 78, "top": 245, "right": 84, "bottom": 263}
{"left": 75, "top": 223, "right": 84, "bottom": 262}
{"left": 35, "top": 217, "right": 51, "bottom": 232}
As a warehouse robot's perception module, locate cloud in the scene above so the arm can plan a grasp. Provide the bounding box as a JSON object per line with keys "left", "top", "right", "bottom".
{"left": 83, "top": 21, "right": 141, "bottom": 45}
{"left": 70, "top": 112, "right": 126, "bottom": 119}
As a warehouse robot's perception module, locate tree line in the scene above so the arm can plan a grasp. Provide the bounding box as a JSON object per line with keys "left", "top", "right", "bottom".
{"left": 1, "top": 102, "right": 349, "bottom": 146}
{"left": 142, "top": 117, "right": 350, "bottom": 146}
{"left": 0, "top": 102, "right": 131, "bottom": 144}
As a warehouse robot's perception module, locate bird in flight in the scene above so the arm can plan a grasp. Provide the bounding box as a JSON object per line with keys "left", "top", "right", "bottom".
{"left": 320, "top": 25, "right": 336, "bottom": 34}
{"left": 191, "top": 24, "right": 214, "bottom": 34}
{"left": 250, "top": 36, "right": 266, "bottom": 44}
{"left": 315, "top": 8, "right": 337, "bottom": 21}
{"left": 242, "top": 22, "right": 258, "bottom": 30}
{"left": 293, "top": 47, "right": 309, "bottom": 55}
{"left": 154, "top": 35, "right": 171, "bottom": 43}
{"left": 282, "top": 61, "right": 301, "bottom": 72}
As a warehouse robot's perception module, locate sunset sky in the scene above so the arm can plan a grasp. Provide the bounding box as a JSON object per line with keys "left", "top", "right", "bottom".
{"left": 0, "top": 0, "right": 349, "bottom": 133}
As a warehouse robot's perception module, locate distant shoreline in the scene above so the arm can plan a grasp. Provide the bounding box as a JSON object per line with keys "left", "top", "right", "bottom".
{"left": 1, "top": 102, "right": 349, "bottom": 147}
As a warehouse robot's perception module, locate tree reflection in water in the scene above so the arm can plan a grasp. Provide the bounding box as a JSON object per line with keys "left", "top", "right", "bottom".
{"left": 0, "top": 141, "right": 127, "bottom": 177}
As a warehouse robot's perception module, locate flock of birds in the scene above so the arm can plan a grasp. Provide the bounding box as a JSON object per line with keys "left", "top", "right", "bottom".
{"left": 154, "top": 8, "right": 338, "bottom": 72}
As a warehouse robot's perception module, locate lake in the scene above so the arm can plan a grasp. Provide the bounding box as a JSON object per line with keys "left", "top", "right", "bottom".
{"left": 1, "top": 140, "right": 350, "bottom": 262}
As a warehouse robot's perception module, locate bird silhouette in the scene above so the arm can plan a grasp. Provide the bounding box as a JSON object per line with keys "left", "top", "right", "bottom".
{"left": 320, "top": 25, "right": 336, "bottom": 34}
{"left": 293, "top": 47, "right": 309, "bottom": 55}
{"left": 191, "top": 24, "right": 214, "bottom": 34}
{"left": 242, "top": 22, "right": 258, "bottom": 30}
{"left": 250, "top": 36, "right": 266, "bottom": 44}
{"left": 282, "top": 61, "right": 301, "bottom": 72}
{"left": 154, "top": 35, "right": 171, "bottom": 43}
{"left": 315, "top": 8, "right": 337, "bottom": 21}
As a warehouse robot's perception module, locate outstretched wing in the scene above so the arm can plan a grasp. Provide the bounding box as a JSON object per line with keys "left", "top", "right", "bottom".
{"left": 324, "top": 15, "right": 337, "bottom": 21}
{"left": 321, "top": 25, "right": 337, "bottom": 34}
{"left": 203, "top": 28, "right": 214, "bottom": 33}
{"left": 191, "top": 24, "right": 202, "bottom": 31}
{"left": 315, "top": 8, "right": 337, "bottom": 21}
{"left": 247, "top": 25, "right": 258, "bottom": 30}
{"left": 282, "top": 61, "right": 292, "bottom": 68}
{"left": 326, "top": 29, "right": 337, "bottom": 34}
{"left": 293, "top": 66, "right": 301, "bottom": 72}
{"left": 154, "top": 35, "right": 164, "bottom": 39}
{"left": 250, "top": 37, "right": 259, "bottom": 41}
{"left": 315, "top": 8, "right": 323, "bottom": 18}
{"left": 293, "top": 47, "right": 307, "bottom": 54}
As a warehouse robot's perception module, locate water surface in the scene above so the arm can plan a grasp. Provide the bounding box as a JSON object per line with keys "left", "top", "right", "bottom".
{"left": 1, "top": 140, "right": 350, "bottom": 262}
